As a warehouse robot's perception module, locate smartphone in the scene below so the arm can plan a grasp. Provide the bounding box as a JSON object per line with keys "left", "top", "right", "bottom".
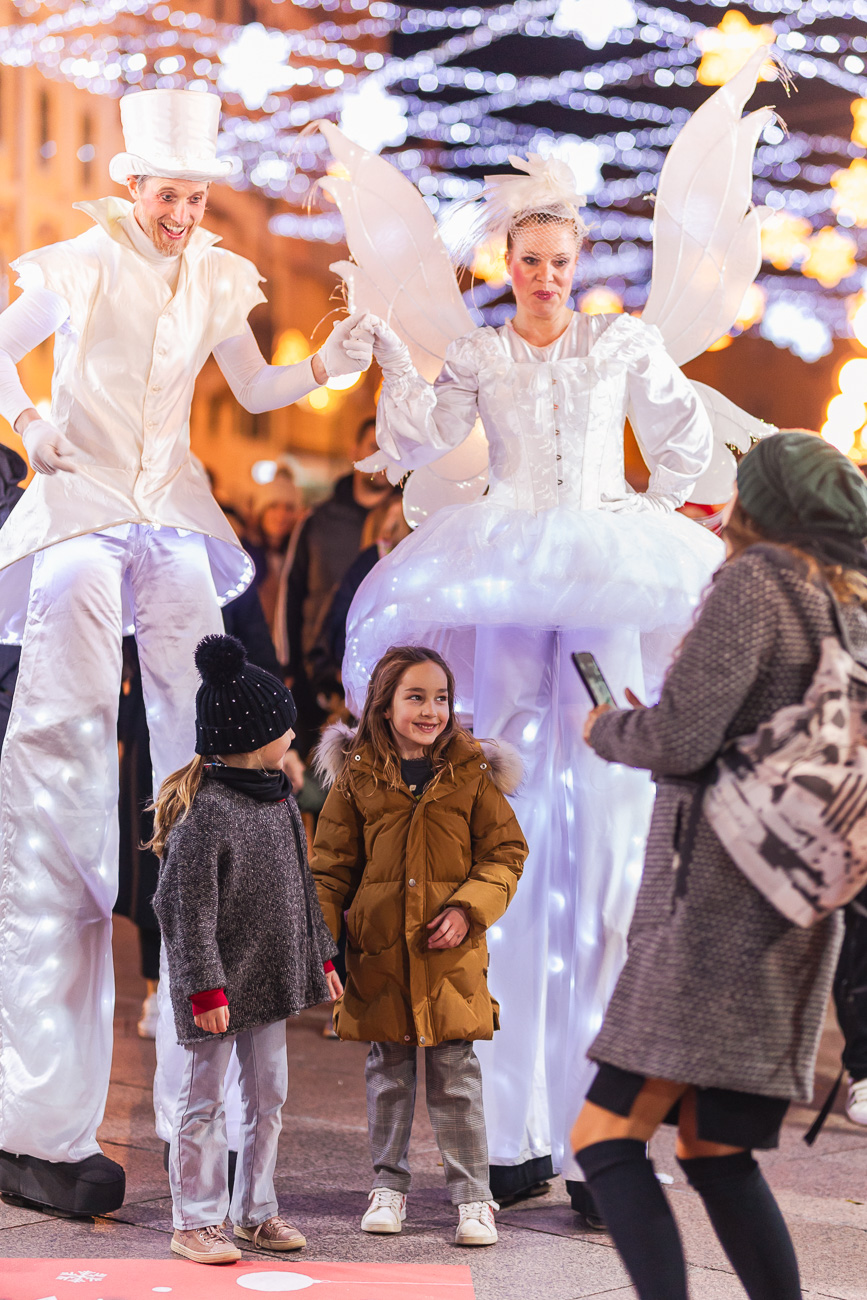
{"left": 571, "top": 652, "right": 617, "bottom": 709}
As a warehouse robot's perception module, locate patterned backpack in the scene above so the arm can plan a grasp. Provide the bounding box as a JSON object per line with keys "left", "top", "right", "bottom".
{"left": 704, "top": 590, "right": 867, "bottom": 929}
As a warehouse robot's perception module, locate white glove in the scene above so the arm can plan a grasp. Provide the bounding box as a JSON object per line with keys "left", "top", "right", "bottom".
{"left": 316, "top": 311, "right": 374, "bottom": 379}
{"left": 367, "top": 316, "right": 415, "bottom": 385}
{"left": 21, "top": 418, "right": 75, "bottom": 475}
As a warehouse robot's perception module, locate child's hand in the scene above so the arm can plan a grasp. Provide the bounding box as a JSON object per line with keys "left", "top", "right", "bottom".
{"left": 195, "top": 1006, "right": 230, "bottom": 1034}
{"left": 427, "top": 906, "right": 470, "bottom": 950}
{"left": 326, "top": 969, "right": 343, "bottom": 1001}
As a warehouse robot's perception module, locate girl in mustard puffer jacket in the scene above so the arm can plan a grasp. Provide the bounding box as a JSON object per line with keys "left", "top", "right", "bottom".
{"left": 311, "top": 645, "right": 527, "bottom": 1248}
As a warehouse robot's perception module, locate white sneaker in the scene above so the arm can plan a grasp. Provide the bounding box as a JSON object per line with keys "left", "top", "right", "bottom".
{"left": 137, "top": 992, "right": 159, "bottom": 1040}
{"left": 455, "top": 1200, "right": 499, "bottom": 1246}
{"left": 846, "top": 1077, "right": 867, "bottom": 1125}
{"left": 361, "top": 1188, "right": 406, "bottom": 1234}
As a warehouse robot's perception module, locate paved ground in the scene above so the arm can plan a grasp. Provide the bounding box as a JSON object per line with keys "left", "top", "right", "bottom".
{"left": 1, "top": 915, "right": 867, "bottom": 1299}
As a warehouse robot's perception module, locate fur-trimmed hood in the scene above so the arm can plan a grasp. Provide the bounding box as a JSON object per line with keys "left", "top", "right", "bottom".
{"left": 313, "top": 721, "right": 523, "bottom": 795}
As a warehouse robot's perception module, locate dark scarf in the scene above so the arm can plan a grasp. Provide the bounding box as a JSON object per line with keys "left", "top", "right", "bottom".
{"left": 204, "top": 761, "right": 290, "bottom": 803}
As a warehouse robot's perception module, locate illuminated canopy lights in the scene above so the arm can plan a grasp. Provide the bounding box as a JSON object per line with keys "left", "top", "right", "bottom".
{"left": 7, "top": 1, "right": 867, "bottom": 357}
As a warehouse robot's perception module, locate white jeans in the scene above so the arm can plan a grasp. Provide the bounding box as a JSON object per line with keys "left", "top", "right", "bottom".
{"left": 170, "top": 1020, "right": 288, "bottom": 1230}
{"left": 0, "top": 525, "right": 223, "bottom": 1162}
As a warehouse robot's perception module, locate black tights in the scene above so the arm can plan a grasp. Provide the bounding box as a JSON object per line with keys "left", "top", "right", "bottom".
{"left": 579, "top": 1140, "right": 801, "bottom": 1300}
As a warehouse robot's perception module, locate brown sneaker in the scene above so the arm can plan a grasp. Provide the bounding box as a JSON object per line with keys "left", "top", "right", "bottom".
{"left": 171, "top": 1225, "right": 241, "bottom": 1264}
{"left": 234, "top": 1215, "right": 307, "bottom": 1251}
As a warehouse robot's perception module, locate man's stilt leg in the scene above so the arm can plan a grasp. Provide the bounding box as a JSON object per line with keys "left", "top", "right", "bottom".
{"left": 0, "top": 534, "right": 127, "bottom": 1212}
{"left": 129, "top": 528, "right": 236, "bottom": 1146}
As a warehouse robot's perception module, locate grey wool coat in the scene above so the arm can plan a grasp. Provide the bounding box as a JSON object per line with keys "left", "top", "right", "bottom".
{"left": 589, "top": 544, "right": 867, "bottom": 1102}
{"left": 153, "top": 777, "right": 337, "bottom": 1045}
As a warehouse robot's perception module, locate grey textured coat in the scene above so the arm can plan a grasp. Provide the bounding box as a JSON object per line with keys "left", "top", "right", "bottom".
{"left": 589, "top": 545, "right": 867, "bottom": 1102}
{"left": 153, "top": 777, "right": 337, "bottom": 1045}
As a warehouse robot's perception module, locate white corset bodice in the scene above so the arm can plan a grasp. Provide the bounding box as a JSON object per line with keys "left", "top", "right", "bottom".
{"left": 375, "top": 311, "right": 713, "bottom": 517}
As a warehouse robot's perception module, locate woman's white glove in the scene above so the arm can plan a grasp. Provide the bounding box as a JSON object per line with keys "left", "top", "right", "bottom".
{"left": 21, "top": 418, "right": 75, "bottom": 475}
{"left": 316, "top": 312, "right": 374, "bottom": 380}
{"left": 368, "top": 316, "right": 415, "bottom": 385}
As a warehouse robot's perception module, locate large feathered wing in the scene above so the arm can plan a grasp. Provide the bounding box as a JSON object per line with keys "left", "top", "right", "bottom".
{"left": 641, "top": 46, "right": 779, "bottom": 501}
{"left": 642, "top": 45, "right": 774, "bottom": 364}
{"left": 316, "top": 119, "right": 474, "bottom": 383}
{"left": 315, "top": 120, "right": 488, "bottom": 522}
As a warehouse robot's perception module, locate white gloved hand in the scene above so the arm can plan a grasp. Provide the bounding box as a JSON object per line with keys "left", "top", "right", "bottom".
{"left": 21, "top": 418, "right": 75, "bottom": 475}
{"left": 316, "top": 311, "right": 374, "bottom": 379}
{"left": 367, "top": 316, "right": 415, "bottom": 384}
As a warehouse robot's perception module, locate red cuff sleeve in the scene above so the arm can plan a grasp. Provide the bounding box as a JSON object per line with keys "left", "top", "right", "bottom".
{"left": 323, "top": 960, "right": 335, "bottom": 973}
{"left": 190, "top": 988, "right": 228, "bottom": 1016}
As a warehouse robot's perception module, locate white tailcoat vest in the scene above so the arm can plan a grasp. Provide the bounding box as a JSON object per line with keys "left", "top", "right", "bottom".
{"left": 0, "top": 196, "right": 266, "bottom": 643}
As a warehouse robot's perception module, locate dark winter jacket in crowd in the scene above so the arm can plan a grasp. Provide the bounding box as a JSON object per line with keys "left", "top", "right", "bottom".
{"left": 589, "top": 545, "right": 867, "bottom": 1102}
{"left": 153, "top": 776, "right": 337, "bottom": 1045}
{"left": 0, "top": 445, "right": 25, "bottom": 748}
{"left": 284, "top": 474, "right": 368, "bottom": 679}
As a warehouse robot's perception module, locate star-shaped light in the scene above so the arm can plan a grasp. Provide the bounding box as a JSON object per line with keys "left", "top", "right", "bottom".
{"left": 339, "top": 78, "right": 408, "bottom": 154}
{"left": 760, "top": 211, "right": 812, "bottom": 270}
{"left": 831, "top": 157, "right": 867, "bottom": 228}
{"left": 852, "top": 99, "right": 867, "bottom": 148}
{"left": 696, "top": 11, "right": 775, "bottom": 87}
{"left": 801, "top": 227, "right": 858, "bottom": 289}
{"left": 218, "top": 23, "right": 295, "bottom": 111}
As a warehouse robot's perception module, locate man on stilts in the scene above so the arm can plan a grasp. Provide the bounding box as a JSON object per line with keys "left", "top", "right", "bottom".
{"left": 0, "top": 87, "right": 370, "bottom": 1215}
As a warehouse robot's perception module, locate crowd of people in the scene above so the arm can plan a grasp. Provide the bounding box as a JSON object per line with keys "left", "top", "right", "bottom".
{"left": 133, "top": 430, "right": 867, "bottom": 1295}
{"left": 1, "top": 83, "right": 867, "bottom": 1300}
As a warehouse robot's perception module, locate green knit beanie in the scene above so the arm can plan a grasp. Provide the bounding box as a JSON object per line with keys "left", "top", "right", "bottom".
{"left": 737, "top": 431, "right": 867, "bottom": 539}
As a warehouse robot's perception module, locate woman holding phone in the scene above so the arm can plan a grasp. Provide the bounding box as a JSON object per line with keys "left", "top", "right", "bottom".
{"left": 574, "top": 432, "right": 867, "bottom": 1299}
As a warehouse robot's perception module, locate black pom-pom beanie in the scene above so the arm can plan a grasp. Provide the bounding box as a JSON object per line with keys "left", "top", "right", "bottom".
{"left": 194, "top": 634, "right": 297, "bottom": 756}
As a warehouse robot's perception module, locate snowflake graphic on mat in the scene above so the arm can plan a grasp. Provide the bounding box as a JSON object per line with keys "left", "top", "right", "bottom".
{"left": 56, "top": 1271, "right": 107, "bottom": 1283}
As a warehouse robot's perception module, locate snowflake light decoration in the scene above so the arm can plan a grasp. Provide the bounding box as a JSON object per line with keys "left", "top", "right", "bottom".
{"left": 339, "top": 78, "right": 407, "bottom": 154}
{"left": 217, "top": 23, "right": 295, "bottom": 111}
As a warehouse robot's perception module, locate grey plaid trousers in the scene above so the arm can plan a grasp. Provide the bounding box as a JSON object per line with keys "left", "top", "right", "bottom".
{"left": 365, "top": 1039, "right": 492, "bottom": 1205}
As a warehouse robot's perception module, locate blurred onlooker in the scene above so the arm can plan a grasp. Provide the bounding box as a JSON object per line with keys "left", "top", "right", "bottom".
{"left": 0, "top": 445, "right": 25, "bottom": 749}
{"left": 283, "top": 417, "right": 391, "bottom": 751}
{"left": 834, "top": 885, "right": 867, "bottom": 1124}
{"left": 320, "top": 487, "right": 411, "bottom": 671}
{"left": 244, "top": 468, "right": 305, "bottom": 635}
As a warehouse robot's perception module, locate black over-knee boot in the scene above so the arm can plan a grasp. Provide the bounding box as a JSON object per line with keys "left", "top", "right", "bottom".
{"left": 678, "top": 1151, "right": 801, "bottom": 1299}
{"left": 579, "top": 1139, "right": 688, "bottom": 1300}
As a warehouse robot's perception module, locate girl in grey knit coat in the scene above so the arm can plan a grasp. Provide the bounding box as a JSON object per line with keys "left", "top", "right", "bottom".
{"left": 151, "top": 635, "right": 340, "bottom": 1268}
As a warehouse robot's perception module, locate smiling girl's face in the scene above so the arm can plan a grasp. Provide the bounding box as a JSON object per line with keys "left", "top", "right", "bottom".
{"left": 385, "top": 661, "right": 450, "bottom": 760}
{"left": 505, "top": 220, "right": 581, "bottom": 323}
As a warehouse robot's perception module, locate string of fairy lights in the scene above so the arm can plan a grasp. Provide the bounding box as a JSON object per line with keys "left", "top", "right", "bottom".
{"left": 5, "top": 0, "right": 867, "bottom": 396}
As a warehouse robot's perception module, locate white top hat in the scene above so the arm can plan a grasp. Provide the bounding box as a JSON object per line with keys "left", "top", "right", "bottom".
{"left": 109, "top": 89, "right": 234, "bottom": 184}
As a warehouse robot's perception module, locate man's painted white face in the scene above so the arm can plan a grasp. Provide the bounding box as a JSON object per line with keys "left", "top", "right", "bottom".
{"left": 128, "top": 176, "right": 209, "bottom": 258}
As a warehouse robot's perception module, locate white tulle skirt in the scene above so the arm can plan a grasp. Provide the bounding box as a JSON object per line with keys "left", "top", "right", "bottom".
{"left": 343, "top": 501, "right": 725, "bottom": 1178}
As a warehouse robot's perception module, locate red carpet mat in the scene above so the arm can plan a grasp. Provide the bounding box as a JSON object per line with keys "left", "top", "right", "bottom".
{"left": 0, "top": 1258, "right": 475, "bottom": 1298}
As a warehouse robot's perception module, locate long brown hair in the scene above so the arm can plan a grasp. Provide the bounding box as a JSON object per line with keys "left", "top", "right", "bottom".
{"left": 147, "top": 754, "right": 207, "bottom": 858}
{"left": 336, "top": 645, "right": 467, "bottom": 793}
{"left": 722, "top": 499, "right": 867, "bottom": 604}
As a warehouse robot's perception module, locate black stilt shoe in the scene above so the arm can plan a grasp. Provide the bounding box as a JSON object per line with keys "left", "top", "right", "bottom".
{"left": 489, "top": 1154, "right": 555, "bottom": 1207}
{"left": 0, "top": 1150, "right": 125, "bottom": 1216}
{"left": 566, "top": 1178, "right": 606, "bottom": 1230}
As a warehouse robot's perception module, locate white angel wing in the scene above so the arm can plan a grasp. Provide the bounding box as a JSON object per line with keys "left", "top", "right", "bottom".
{"left": 316, "top": 119, "right": 474, "bottom": 383}
{"left": 642, "top": 46, "right": 779, "bottom": 503}
{"left": 688, "top": 382, "right": 777, "bottom": 504}
{"left": 315, "top": 120, "right": 488, "bottom": 523}
{"left": 642, "top": 45, "right": 774, "bottom": 364}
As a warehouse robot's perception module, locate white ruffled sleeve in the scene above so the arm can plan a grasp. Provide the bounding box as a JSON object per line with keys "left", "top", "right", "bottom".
{"left": 620, "top": 319, "right": 713, "bottom": 513}
{"left": 374, "top": 335, "right": 481, "bottom": 472}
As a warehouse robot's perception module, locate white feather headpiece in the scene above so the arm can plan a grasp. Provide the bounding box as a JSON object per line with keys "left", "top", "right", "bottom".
{"left": 449, "top": 151, "right": 589, "bottom": 265}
